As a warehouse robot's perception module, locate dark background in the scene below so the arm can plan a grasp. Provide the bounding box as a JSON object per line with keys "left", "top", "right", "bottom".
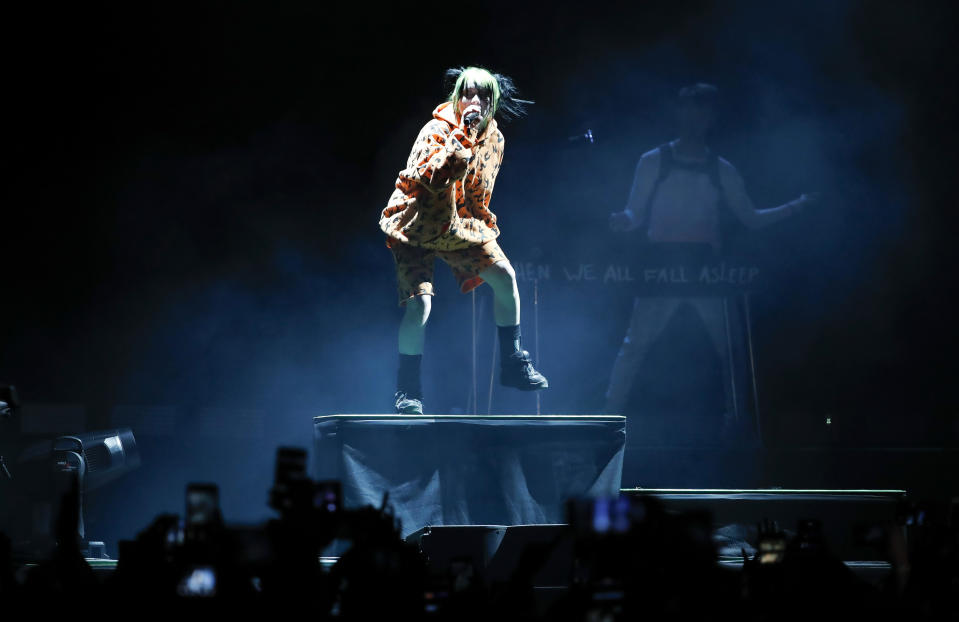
{"left": 2, "top": 1, "right": 957, "bottom": 547}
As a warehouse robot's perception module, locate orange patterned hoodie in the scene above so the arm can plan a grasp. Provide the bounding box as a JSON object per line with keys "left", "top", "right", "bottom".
{"left": 380, "top": 101, "right": 505, "bottom": 251}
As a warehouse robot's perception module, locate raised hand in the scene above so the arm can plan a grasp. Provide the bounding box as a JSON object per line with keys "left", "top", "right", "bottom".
{"left": 793, "top": 192, "right": 821, "bottom": 214}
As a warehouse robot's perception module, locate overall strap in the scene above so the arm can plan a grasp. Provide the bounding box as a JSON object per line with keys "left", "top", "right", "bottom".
{"left": 641, "top": 142, "right": 675, "bottom": 234}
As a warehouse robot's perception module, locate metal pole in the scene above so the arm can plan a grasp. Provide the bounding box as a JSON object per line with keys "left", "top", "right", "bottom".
{"left": 743, "top": 292, "right": 763, "bottom": 445}
{"left": 534, "top": 279, "right": 541, "bottom": 416}
{"left": 471, "top": 289, "right": 477, "bottom": 415}
{"left": 722, "top": 296, "right": 740, "bottom": 425}
{"left": 487, "top": 313, "right": 497, "bottom": 415}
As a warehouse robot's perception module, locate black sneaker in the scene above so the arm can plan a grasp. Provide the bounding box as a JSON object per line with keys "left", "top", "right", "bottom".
{"left": 394, "top": 390, "right": 423, "bottom": 415}
{"left": 500, "top": 350, "right": 549, "bottom": 391}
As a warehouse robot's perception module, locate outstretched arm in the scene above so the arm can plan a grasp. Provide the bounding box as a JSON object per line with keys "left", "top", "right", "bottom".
{"left": 610, "top": 150, "right": 661, "bottom": 232}
{"left": 399, "top": 121, "right": 475, "bottom": 193}
{"left": 719, "top": 159, "right": 814, "bottom": 228}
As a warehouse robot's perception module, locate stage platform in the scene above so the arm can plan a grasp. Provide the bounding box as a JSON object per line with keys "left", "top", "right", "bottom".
{"left": 313, "top": 414, "right": 626, "bottom": 537}
{"left": 402, "top": 488, "right": 903, "bottom": 591}
{"left": 621, "top": 446, "right": 957, "bottom": 496}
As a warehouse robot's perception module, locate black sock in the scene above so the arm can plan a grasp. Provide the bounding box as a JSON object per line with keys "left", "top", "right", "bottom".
{"left": 398, "top": 354, "right": 422, "bottom": 397}
{"left": 498, "top": 324, "right": 522, "bottom": 363}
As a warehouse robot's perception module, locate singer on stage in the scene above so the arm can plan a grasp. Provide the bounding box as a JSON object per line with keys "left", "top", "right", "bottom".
{"left": 380, "top": 66, "right": 548, "bottom": 415}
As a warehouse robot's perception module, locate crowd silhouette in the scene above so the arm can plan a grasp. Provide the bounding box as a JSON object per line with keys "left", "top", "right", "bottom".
{"left": 0, "top": 444, "right": 956, "bottom": 620}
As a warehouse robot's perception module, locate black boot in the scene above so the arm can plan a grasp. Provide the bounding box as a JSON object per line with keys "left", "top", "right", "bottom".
{"left": 395, "top": 354, "right": 424, "bottom": 414}
{"left": 394, "top": 391, "right": 423, "bottom": 415}
{"left": 500, "top": 349, "right": 549, "bottom": 391}
{"left": 497, "top": 325, "right": 548, "bottom": 391}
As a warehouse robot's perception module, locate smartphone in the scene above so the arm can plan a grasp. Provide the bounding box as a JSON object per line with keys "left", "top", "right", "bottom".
{"left": 186, "top": 483, "right": 220, "bottom": 526}
{"left": 757, "top": 535, "right": 786, "bottom": 564}
{"left": 568, "top": 496, "right": 639, "bottom": 535}
{"left": 274, "top": 447, "right": 308, "bottom": 486}
{"left": 177, "top": 565, "right": 217, "bottom": 597}
{"left": 314, "top": 480, "right": 341, "bottom": 514}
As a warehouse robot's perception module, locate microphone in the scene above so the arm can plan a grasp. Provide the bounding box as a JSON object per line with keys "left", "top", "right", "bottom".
{"left": 567, "top": 129, "right": 594, "bottom": 144}
{"left": 464, "top": 110, "right": 480, "bottom": 129}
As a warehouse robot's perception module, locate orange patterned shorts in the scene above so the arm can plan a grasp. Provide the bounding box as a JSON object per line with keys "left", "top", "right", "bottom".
{"left": 390, "top": 239, "right": 508, "bottom": 306}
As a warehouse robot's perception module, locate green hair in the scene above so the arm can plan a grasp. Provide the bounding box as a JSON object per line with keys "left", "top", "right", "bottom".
{"left": 446, "top": 66, "right": 531, "bottom": 129}
{"left": 448, "top": 67, "right": 500, "bottom": 130}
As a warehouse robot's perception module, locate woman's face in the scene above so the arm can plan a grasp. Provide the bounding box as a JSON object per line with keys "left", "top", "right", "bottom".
{"left": 458, "top": 83, "right": 492, "bottom": 122}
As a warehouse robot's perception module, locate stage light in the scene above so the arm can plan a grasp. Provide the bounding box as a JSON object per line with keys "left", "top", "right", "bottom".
{"left": 0, "top": 384, "right": 20, "bottom": 479}
{"left": 0, "top": 384, "right": 21, "bottom": 418}
{"left": 17, "top": 428, "right": 141, "bottom": 548}
{"left": 20, "top": 428, "right": 141, "bottom": 490}
{"left": 76, "top": 428, "right": 140, "bottom": 490}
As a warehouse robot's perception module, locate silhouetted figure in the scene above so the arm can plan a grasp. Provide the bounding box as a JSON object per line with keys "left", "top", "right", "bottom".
{"left": 20, "top": 477, "right": 98, "bottom": 601}
{"left": 742, "top": 518, "right": 882, "bottom": 622}
{"left": 607, "top": 83, "right": 816, "bottom": 443}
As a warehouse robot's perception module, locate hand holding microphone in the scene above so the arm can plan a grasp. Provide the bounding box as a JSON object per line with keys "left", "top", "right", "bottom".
{"left": 462, "top": 104, "right": 482, "bottom": 135}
